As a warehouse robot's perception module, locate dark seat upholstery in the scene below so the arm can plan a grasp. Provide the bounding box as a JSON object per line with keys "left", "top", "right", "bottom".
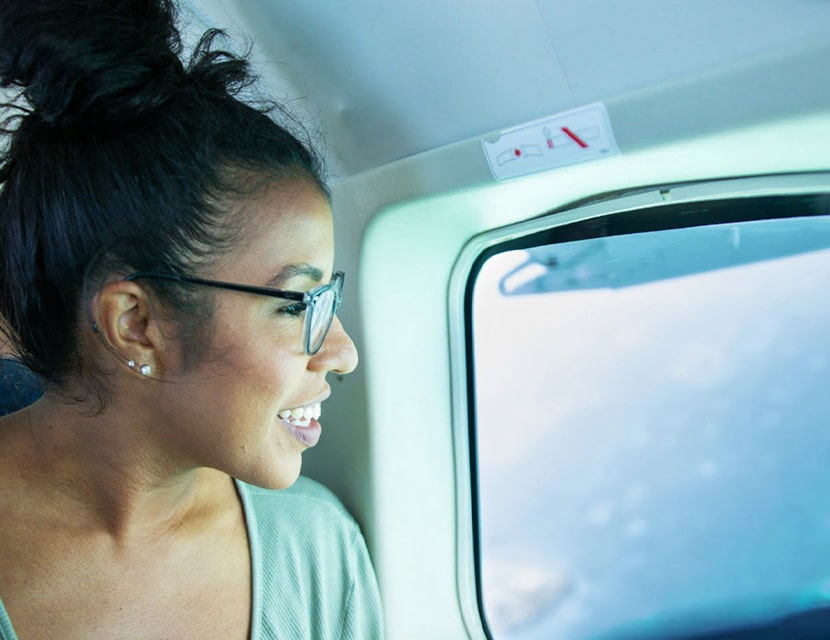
{"left": 0, "top": 357, "right": 43, "bottom": 416}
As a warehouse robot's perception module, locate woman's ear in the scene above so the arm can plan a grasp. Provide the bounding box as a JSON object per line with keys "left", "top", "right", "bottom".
{"left": 93, "top": 280, "right": 167, "bottom": 376}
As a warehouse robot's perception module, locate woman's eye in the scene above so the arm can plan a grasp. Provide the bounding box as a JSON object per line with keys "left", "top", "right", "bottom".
{"left": 278, "top": 302, "right": 307, "bottom": 317}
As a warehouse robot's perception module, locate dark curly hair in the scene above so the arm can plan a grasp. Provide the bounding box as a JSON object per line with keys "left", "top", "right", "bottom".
{"left": 0, "top": 0, "right": 326, "bottom": 395}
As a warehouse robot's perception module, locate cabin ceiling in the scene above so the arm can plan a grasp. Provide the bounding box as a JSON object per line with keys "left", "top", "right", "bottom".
{"left": 186, "top": 0, "right": 830, "bottom": 177}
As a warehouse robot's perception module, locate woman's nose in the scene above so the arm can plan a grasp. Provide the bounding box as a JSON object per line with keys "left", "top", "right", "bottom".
{"left": 309, "top": 316, "right": 358, "bottom": 375}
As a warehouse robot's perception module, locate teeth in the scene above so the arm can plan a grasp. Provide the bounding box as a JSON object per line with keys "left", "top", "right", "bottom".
{"left": 279, "top": 402, "right": 321, "bottom": 425}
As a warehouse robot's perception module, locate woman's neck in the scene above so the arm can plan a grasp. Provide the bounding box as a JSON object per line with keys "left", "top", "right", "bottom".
{"left": 1, "top": 395, "right": 234, "bottom": 542}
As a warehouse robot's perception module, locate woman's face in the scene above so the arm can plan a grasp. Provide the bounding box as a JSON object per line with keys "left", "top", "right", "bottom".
{"left": 152, "top": 177, "right": 358, "bottom": 489}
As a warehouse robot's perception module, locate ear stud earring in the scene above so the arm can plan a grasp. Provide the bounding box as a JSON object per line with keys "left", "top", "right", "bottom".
{"left": 127, "top": 360, "right": 151, "bottom": 376}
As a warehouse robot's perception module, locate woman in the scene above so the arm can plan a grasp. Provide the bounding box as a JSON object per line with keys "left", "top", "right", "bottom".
{"left": 0, "top": 1, "right": 382, "bottom": 638}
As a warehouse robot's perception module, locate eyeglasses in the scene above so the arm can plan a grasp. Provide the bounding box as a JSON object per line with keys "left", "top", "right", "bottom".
{"left": 124, "top": 270, "right": 344, "bottom": 355}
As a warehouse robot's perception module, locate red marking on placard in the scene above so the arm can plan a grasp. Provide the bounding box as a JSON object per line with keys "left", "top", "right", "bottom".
{"left": 546, "top": 138, "right": 554, "bottom": 149}
{"left": 514, "top": 148, "right": 522, "bottom": 157}
{"left": 561, "top": 127, "right": 588, "bottom": 148}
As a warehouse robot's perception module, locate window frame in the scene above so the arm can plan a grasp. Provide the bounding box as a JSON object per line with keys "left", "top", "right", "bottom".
{"left": 447, "top": 171, "right": 830, "bottom": 639}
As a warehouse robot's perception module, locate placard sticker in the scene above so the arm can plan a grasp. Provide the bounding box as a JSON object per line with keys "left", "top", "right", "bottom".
{"left": 482, "top": 102, "right": 620, "bottom": 181}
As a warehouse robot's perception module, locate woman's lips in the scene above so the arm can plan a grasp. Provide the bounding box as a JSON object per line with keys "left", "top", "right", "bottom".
{"left": 281, "top": 418, "right": 321, "bottom": 447}
{"left": 278, "top": 402, "right": 323, "bottom": 447}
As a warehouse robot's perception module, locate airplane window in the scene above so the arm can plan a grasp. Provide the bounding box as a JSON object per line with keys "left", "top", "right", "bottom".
{"left": 467, "top": 193, "right": 830, "bottom": 640}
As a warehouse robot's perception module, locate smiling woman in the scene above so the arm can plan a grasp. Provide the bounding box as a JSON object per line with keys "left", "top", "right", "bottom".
{"left": 0, "top": 1, "right": 381, "bottom": 638}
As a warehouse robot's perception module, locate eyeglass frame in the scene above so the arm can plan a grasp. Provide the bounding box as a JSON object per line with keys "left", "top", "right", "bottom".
{"left": 123, "top": 270, "right": 345, "bottom": 356}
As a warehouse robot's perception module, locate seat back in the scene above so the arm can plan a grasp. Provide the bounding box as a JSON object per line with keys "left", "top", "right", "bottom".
{"left": 0, "top": 358, "right": 43, "bottom": 416}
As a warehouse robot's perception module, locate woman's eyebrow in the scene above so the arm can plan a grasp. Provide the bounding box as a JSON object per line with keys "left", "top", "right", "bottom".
{"left": 266, "top": 264, "right": 324, "bottom": 288}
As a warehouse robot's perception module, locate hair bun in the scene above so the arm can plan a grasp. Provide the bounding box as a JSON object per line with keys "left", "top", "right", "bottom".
{"left": 0, "top": 0, "right": 184, "bottom": 124}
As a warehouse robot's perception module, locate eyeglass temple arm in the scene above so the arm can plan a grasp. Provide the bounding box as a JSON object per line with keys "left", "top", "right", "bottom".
{"left": 124, "top": 272, "right": 307, "bottom": 302}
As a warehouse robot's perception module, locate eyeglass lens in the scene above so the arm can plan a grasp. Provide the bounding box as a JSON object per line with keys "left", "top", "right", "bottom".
{"left": 308, "top": 287, "right": 337, "bottom": 354}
